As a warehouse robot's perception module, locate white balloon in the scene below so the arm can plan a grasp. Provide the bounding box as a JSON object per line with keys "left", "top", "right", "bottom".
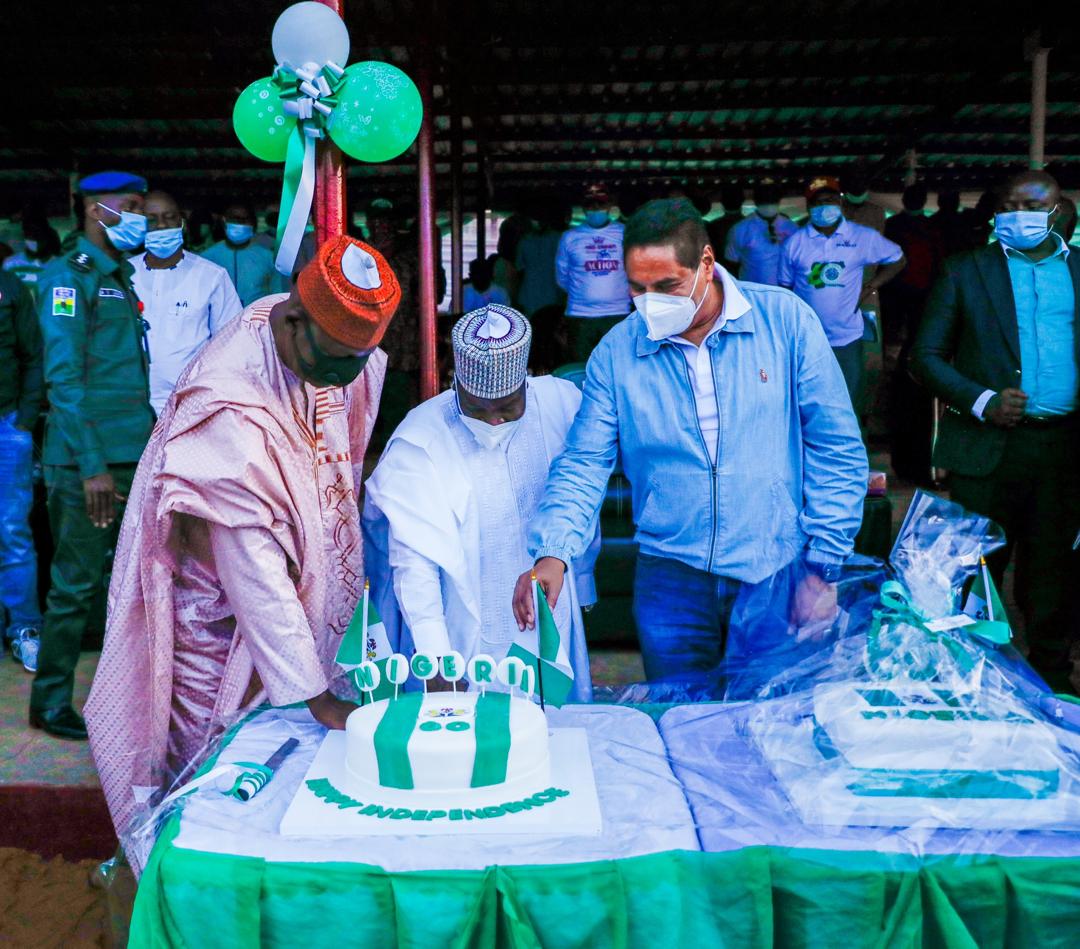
{"left": 272, "top": 2, "right": 350, "bottom": 69}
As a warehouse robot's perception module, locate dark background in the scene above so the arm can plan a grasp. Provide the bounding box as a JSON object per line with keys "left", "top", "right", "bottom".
{"left": 4, "top": 1, "right": 1076, "bottom": 218}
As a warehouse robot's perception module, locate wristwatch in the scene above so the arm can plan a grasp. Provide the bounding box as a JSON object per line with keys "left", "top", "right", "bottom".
{"left": 807, "top": 560, "right": 843, "bottom": 584}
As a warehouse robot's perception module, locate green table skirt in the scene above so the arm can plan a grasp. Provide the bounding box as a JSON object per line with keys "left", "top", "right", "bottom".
{"left": 132, "top": 819, "right": 1080, "bottom": 949}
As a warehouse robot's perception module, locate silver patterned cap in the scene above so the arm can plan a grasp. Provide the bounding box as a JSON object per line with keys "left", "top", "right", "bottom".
{"left": 451, "top": 304, "right": 532, "bottom": 400}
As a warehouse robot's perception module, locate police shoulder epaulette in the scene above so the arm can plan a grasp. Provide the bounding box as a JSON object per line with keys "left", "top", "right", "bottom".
{"left": 68, "top": 252, "right": 93, "bottom": 273}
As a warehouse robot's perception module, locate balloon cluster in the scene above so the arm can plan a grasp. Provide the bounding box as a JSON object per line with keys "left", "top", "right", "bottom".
{"left": 232, "top": 1, "right": 422, "bottom": 165}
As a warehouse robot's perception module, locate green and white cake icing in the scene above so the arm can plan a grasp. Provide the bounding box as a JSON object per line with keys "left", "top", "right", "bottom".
{"left": 345, "top": 691, "right": 551, "bottom": 803}
{"left": 813, "top": 682, "right": 1062, "bottom": 798}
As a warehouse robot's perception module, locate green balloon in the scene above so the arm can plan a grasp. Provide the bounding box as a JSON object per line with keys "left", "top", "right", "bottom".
{"left": 233, "top": 77, "right": 297, "bottom": 163}
{"left": 329, "top": 62, "right": 423, "bottom": 163}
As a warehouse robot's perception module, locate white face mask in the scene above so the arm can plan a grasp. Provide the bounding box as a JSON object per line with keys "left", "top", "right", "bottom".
{"left": 458, "top": 412, "right": 519, "bottom": 450}
{"left": 634, "top": 262, "right": 708, "bottom": 341}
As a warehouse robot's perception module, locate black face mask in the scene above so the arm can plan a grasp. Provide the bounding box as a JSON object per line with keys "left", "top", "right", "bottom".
{"left": 296, "top": 319, "right": 370, "bottom": 387}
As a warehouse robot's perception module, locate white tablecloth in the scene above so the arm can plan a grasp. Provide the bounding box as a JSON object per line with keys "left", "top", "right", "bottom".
{"left": 659, "top": 701, "right": 1080, "bottom": 859}
{"left": 171, "top": 704, "right": 700, "bottom": 871}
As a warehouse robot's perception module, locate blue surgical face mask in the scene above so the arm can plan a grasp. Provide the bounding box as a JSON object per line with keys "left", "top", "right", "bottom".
{"left": 97, "top": 203, "right": 148, "bottom": 251}
{"left": 225, "top": 222, "right": 254, "bottom": 245}
{"left": 584, "top": 210, "right": 610, "bottom": 228}
{"left": 994, "top": 207, "right": 1056, "bottom": 251}
{"left": 809, "top": 204, "right": 843, "bottom": 228}
{"left": 144, "top": 226, "right": 184, "bottom": 259}
{"left": 756, "top": 204, "right": 780, "bottom": 220}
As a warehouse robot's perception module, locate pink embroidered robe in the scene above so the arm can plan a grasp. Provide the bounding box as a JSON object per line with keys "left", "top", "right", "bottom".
{"left": 85, "top": 295, "right": 385, "bottom": 847}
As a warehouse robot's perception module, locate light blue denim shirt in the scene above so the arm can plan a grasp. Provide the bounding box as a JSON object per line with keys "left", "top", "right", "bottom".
{"left": 1004, "top": 235, "right": 1078, "bottom": 416}
{"left": 528, "top": 271, "right": 868, "bottom": 583}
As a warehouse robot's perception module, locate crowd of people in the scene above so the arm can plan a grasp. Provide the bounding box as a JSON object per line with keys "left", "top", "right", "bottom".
{"left": 1, "top": 163, "right": 1078, "bottom": 787}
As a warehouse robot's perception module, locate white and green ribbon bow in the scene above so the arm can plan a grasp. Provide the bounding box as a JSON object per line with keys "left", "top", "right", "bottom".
{"left": 272, "top": 61, "right": 347, "bottom": 276}
{"left": 866, "top": 580, "right": 1002, "bottom": 680}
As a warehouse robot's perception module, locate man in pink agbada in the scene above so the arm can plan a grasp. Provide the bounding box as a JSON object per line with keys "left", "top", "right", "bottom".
{"left": 85, "top": 235, "right": 401, "bottom": 845}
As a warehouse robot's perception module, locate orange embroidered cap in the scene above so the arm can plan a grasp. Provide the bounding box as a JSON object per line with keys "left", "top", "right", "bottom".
{"left": 296, "top": 236, "right": 401, "bottom": 350}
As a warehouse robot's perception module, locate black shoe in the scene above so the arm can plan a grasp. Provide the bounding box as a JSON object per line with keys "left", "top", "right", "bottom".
{"left": 29, "top": 705, "right": 88, "bottom": 740}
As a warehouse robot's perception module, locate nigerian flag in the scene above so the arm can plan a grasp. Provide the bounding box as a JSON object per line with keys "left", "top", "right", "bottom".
{"left": 336, "top": 582, "right": 396, "bottom": 702}
{"left": 962, "top": 557, "right": 1012, "bottom": 646}
{"left": 506, "top": 580, "right": 575, "bottom": 708}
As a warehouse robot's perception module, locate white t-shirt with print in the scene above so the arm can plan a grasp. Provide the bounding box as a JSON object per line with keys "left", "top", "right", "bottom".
{"left": 778, "top": 218, "right": 902, "bottom": 347}
{"left": 555, "top": 222, "right": 631, "bottom": 319}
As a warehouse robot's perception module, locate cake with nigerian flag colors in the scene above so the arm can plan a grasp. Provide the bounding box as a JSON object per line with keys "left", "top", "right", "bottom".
{"left": 280, "top": 587, "right": 601, "bottom": 837}
{"left": 330, "top": 580, "right": 576, "bottom": 812}
{"left": 343, "top": 651, "right": 555, "bottom": 809}
{"left": 345, "top": 690, "right": 551, "bottom": 802}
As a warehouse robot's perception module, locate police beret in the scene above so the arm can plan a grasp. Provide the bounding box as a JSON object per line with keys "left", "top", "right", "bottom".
{"left": 77, "top": 171, "right": 148, "bottom": 196}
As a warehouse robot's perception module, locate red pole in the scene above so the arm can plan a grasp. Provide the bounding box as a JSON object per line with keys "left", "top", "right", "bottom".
{"left": 315, "top": 141, "right": 347, "bottom": 246}
{"left": 314, "top": 0, "right": 347, "bottom": 247}
{"left": 416, "top": 24, "right": 439, "bottom": 400}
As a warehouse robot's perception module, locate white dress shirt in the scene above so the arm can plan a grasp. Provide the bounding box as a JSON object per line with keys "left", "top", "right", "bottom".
{"left": 669, "top": 265, "right": 753, "bottom": 464}
{"left": 131, "top": 251, "right": 243, "bottom": 413}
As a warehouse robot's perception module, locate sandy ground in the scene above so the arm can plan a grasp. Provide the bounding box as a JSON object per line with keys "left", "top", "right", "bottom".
{"left": 0, "top": 849, "right": 112, "bottom": 948}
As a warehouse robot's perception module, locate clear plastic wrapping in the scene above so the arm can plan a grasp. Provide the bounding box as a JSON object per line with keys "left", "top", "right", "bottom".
{"left": 122, "top": 491, "right": 1080, "bottom": 883}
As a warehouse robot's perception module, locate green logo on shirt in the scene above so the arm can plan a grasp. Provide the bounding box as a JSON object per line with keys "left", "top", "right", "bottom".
{"left": 809, "top": 261, "right": 845, "bottom": 289}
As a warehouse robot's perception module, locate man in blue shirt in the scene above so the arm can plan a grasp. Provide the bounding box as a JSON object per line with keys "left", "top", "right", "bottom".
{"left": 779, "top": 177, "right": 906, "bottom": 412}
{"left": 913, "top": 170, "right": 1080, "bottom": 694}
{"left": 202, "top": 203, "right": 281, "bottom": 306}
{"left": 512, "top": 199, "right": 867, "bottom": 695}
{"left": 723, "top": 182, "right": 797, "bottom": 286}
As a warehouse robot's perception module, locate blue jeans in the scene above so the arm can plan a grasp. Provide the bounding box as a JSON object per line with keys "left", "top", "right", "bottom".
{"left": 632, "top": 553, "right": 819, "bottom": 698}
{"left": 0, "top": 412, "right": 41, "bottom": 638}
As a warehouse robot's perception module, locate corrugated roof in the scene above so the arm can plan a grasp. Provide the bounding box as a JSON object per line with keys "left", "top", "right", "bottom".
{"left": 4, "top": 1, "right": 1077, "bottom": 212}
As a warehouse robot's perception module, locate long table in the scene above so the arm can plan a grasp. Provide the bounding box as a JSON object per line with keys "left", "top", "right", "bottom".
{"left": 130, "top": 703, "right": 1080, "bottom": 948}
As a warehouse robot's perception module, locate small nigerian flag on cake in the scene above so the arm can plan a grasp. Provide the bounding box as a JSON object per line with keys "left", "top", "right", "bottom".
{"left": 506, "top": 580, "right": 575, "bottom": 708}
{"left": 962, "top": 557, "right": 1012, "bottom": 646}
{"left": 337, "top": 580, "right": 396, "bottom": 701}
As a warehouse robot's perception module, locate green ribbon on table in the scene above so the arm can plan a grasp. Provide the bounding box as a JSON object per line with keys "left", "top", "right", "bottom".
{"left": 271, "top": 62, "right": 347, "bottom": 277}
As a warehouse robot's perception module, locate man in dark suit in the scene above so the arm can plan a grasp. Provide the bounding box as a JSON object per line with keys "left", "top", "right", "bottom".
{"left": 912, "top": 170, "right": 1079, "bottom": 693}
